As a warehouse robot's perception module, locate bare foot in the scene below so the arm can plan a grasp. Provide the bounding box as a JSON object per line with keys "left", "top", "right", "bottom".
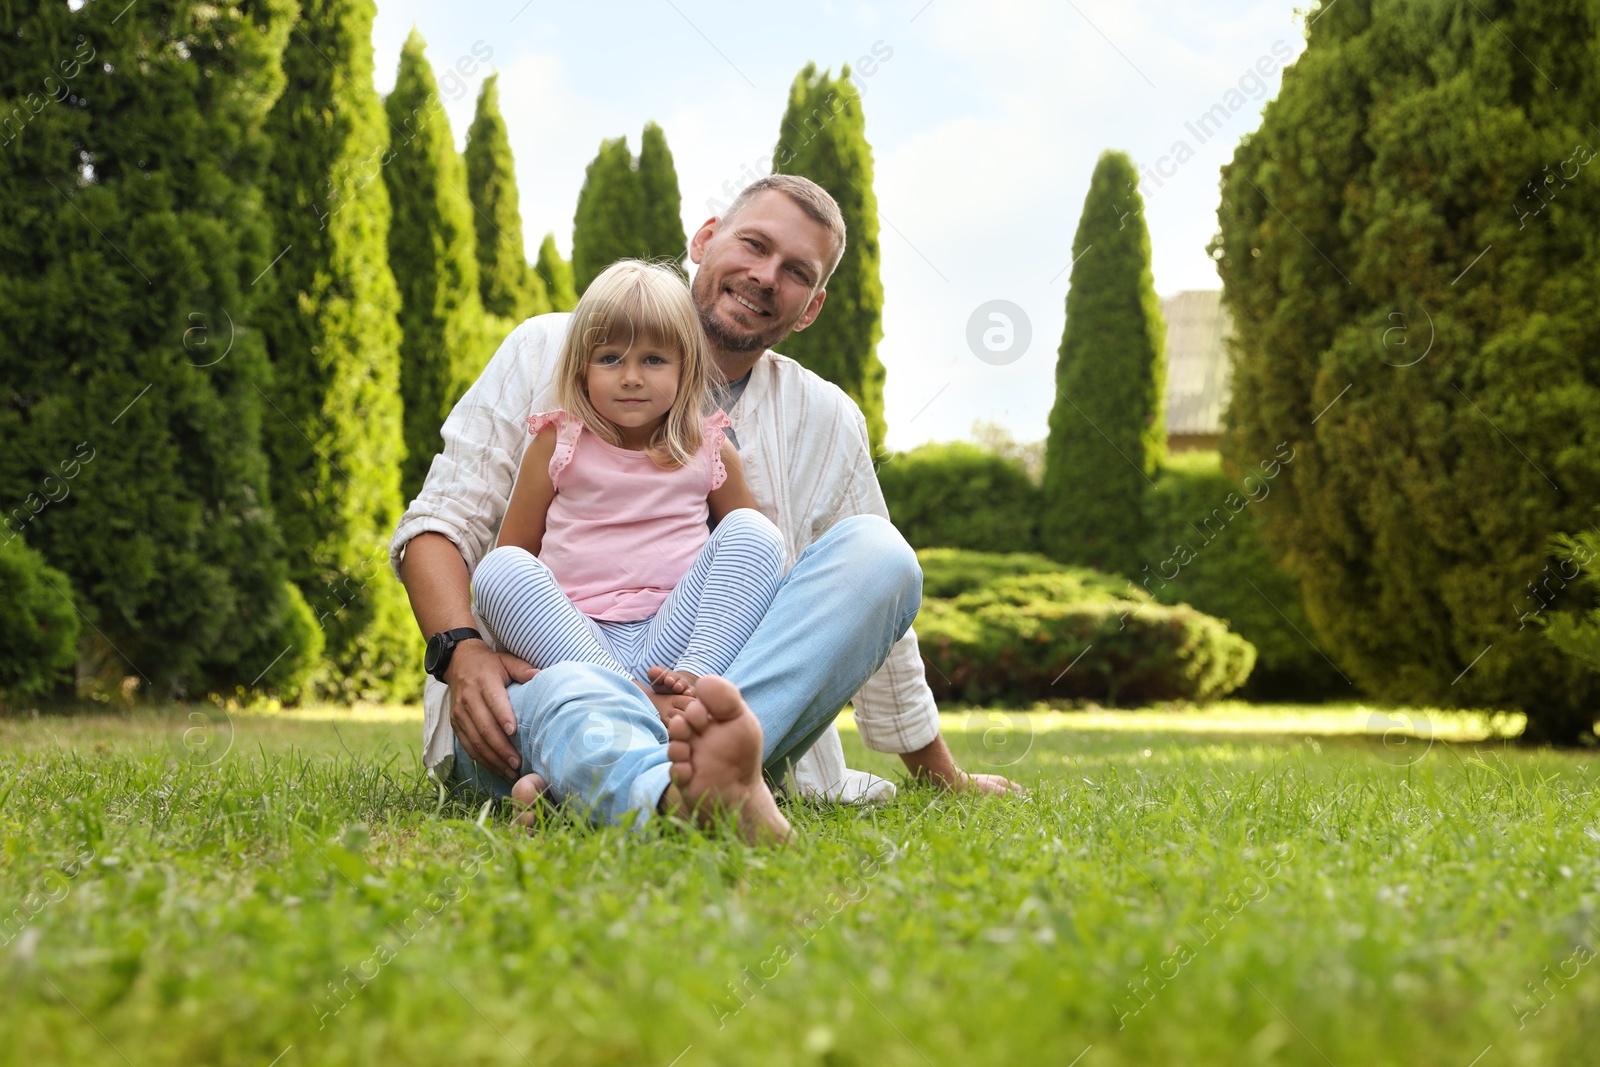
{"left": 509, "top": 772, "right": 548, "bottom": 830}
{"left": 663, "top": 675, "right": 791, "bottom": 846}
{"left": 633, "top": 680, "right": 694, "bottom": 728}
{"left": 647, "top": 665, "right": 699, "bottom": 696}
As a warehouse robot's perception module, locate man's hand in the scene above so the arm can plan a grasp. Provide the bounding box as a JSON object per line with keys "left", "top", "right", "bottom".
{"left": 900, "top": 734, "right": 1026, "bottom": 795}
{"left": 955, "top": 772, "right": 1028, "bottom": 796}
{"left": 445, "top": 640, "right": 536, "bottom": 780}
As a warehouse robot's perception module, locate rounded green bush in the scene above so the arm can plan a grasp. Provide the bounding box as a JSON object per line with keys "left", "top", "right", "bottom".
{"left": 913, "top": 550, "right": 1256, "bottom": 705}
{"left": 0, "top": 538, "right": 81, "bottom": 704}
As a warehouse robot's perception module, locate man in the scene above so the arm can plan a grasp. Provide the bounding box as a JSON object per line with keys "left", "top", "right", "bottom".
{"left": 391, "top": 174, "right": 1019, "bottom": 843}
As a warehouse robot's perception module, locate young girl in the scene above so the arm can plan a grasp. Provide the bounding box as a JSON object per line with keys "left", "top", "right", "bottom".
{"left": 471, "top": 259, "right": 786, "bottom": 715}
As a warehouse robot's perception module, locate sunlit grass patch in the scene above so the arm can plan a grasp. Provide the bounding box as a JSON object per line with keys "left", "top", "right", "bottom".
{"left": 1, "top": 706, "right": 1595, "bottom": 1066}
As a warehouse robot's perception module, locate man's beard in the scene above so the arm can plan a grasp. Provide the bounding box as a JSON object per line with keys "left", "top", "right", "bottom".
{"left": 692, "top": 268, "right": 790, "bottom": 354}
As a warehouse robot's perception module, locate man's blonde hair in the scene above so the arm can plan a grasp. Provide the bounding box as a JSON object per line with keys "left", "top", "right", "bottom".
{"left": 556, "top": 260, "right": 716, "bottom": 469}
{"left": 722, "top": 174, "right": 847, "bottom": 284}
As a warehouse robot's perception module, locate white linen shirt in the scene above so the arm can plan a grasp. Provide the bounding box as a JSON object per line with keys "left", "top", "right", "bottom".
{"left": 388, "top": 314, "right": 941, "bottom": 798}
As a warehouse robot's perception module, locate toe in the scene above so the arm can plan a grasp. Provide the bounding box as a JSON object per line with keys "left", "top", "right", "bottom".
{"left": 510, "top": 772, "right": 547, "bottom": 807}
{"left": 693, "top": 675, "right": 746, "bottom": 721}
{"left": 667, "top": 739, "right": 691, "bottom": 763}
{"left": 683, "top": 702, "right": 711, "bottom": 732}
{"left": 667, "top": 715, "right": 694, "bottom": 742}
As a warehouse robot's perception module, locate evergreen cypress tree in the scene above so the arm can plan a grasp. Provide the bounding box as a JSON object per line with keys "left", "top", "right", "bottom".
{"left": 259, "top": 0, "right": 415, "bottom": 702}
{"left": 772, "top": 63, "right": 887, "bottom": 455}
{"left": 1040, "top": 151, "right": 1167, "bottom": 577}
{"left": 638, "top": 121, "right": 688, "bottom": 277}
{"left": 1212, "top": 0, "right": 1600, "bottom": 741}
{"left": 384, "top": 30, "right": 493, "bottom": 502}
{"left": 536, "top": 233, "right": 579, "bottom": 312}
{"left": 571, "top": 136, "right": 645, "bottom": 293}
{"left": 464, "top": 73, "right": 549, "bottom": 320}
{"left": 570, "top": 125, "right": 688, "bottom": 293}
{"left": 0, "top": 0, "right": 319, "bottom": 699}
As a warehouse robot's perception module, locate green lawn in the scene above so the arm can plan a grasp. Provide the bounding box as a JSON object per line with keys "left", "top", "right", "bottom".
{"left": 2, "top": 704, "right": 1596, "bottom": 1066}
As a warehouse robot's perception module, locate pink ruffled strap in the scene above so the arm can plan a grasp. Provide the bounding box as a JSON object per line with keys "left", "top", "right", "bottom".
{"left": 703, "top": 410, "right": 734, "bottom": 491}
{"left": 526, "top": 409, "right": 583, "bottom": 487}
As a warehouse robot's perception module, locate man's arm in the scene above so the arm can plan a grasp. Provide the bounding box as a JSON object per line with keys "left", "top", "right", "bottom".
{"left": 399, "top": 534, "right": 533, "bottom": 779}
{"left": 899, "top": 735, "right": 1026, "bottom": 794}
{"left": 389, "top": 316, "right": 564, "bottom": 780}
{"left": 827, "top": 406, "right": 1023, "bottom": 796}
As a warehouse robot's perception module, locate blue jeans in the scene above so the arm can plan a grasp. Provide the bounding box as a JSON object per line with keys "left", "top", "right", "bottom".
{"left": 452, "top": 515, "right": 923, "bottom": 825}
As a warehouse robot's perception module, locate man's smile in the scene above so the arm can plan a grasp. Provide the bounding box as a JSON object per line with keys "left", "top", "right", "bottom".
{"left": 725, "top": 286, "right": 772, "bottom": 318}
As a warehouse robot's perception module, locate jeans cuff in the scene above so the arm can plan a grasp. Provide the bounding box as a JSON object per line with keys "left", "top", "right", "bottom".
{"left": 627, "top": 761, "right": 674, "bottom": 826}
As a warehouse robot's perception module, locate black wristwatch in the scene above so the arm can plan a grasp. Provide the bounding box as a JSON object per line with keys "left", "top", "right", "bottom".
{"left": 424, "top": 627, "right": 482, "bottom": 683}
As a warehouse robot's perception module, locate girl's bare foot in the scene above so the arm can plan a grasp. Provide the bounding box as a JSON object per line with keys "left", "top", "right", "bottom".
{"left": 663, "top": 675, "right": 791, "bottom": 846}
{"left": 632, "top": 678, "right": 694, "bottom": 727}
{"left": 647, "top": 665, "right": 699, "bottom": 696}
{"left": 509, "top": 772, "right": 548, "bottom": 830}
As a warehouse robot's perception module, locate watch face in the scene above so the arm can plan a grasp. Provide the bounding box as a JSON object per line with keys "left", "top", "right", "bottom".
{"left": 424, "top": 633, "right": 446, "bottom": 674}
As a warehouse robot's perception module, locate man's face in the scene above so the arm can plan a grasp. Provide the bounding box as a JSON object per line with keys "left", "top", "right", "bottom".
{"left": 689, "top": 191, "right": 831, "bottom": 355}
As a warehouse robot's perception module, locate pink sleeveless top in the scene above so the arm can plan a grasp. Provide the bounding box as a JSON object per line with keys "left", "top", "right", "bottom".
{"left": 527, "top": 409, "right": 732, "bottom": 622}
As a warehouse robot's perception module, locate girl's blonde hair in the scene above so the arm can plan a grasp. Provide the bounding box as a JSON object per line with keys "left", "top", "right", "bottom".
{"left": 555, "top": 259, "right": 718, "bottom": 469}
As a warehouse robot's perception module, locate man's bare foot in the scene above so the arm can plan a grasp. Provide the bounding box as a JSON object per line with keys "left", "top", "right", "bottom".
{"left": 509, "top": 772, "right": 547, "bottom": 830}
{"left": 647, "top": 665, "right": 699, "bottom": 696}
{"left": 664, "top": 675, "right": 791, "bottom": 846}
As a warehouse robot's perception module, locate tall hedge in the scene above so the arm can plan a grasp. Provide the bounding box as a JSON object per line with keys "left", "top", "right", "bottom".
{"left": 260, "top": 0, "right": 415, "bottom": 702}
{"left": 1141, "top": 452, "right": 1346, "bottom": 700}
{"left": 464, "top": 73, "right": 550, "bottom": 321}
{"left": 878, "top": 442, "right": 1040, "bottom": 552}
{"left": 0, "top": 0, "right": 317, "bottom": 699}
{"left": 384, "top": 30, "right": 492, "bottom": 502}
{"left": 571, "top": 126, "right": 687, "bottom": 293}
{"left": 1212, "top": 0, "right": 1600, "bottom": 742}
{"left": 536, "top": 233, "right": 579, "bottom": 312}
{"left": 773, "top": 63, "right": 887, "bottom": 456}
{"left": 1041, "top": 151, "right": 1167, "bottom": 577}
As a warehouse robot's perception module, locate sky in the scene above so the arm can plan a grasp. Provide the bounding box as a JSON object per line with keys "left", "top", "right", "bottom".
{"left": 370, "top": 0, "right": 1313, "bottom": 450}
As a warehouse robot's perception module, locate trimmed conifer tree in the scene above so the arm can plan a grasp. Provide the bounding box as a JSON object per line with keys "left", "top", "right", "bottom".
{"left": 260, "top": 0, "right": 416, "bottom": 702}
{"left": 536, "top": 233, "right": 579, "bottom": 312}
{"left": 772, "top": 63, "right": 887, "bottom": 455}
{"left": 639, "top": 121, "right": 688, "bottom": 277}
{"left": 571, "top": 126, "right": 689, "bottom": 293}
{"left": 0, "top": 0, "right": 319, "bottom": 699}
{"left": 1211, "top": 0, "right": 1600, "bottom": 742}
{"left": 384, "top": 30, "right": 494, "bottom": 502}
{"left": 571, "top": 136, "right": 645, "bottom": 294}
{"left": 1040, "top": 151, "right": 1167, "bottom": 576}
{"left": 464, "top": 73, "right": 550, "bottom": 321}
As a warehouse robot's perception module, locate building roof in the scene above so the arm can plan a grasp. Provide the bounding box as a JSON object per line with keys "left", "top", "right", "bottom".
{"left": 1162, "top": 290, "right": 1234, "bottom": 437}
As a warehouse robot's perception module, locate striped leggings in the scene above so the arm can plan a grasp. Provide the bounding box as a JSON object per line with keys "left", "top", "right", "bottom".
{"left": 471, "top": 508, "right": 787, "bottom": 685}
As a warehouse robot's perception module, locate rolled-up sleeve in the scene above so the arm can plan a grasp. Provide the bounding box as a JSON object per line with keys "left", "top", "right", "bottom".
{"left": 389, "top": 316, "right": 564, "bottom": 576}
{"left": 830, "top": 407, "right": 942, "bottom": 755}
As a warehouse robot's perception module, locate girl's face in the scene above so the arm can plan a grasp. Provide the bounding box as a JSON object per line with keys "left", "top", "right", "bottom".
{"left": 584, "top": 339, "right": 683, "bottom": 448}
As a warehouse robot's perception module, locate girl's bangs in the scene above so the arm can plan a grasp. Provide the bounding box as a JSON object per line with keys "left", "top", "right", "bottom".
{"left": 585, "top": 279, "right": 690, "bottom": 359}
